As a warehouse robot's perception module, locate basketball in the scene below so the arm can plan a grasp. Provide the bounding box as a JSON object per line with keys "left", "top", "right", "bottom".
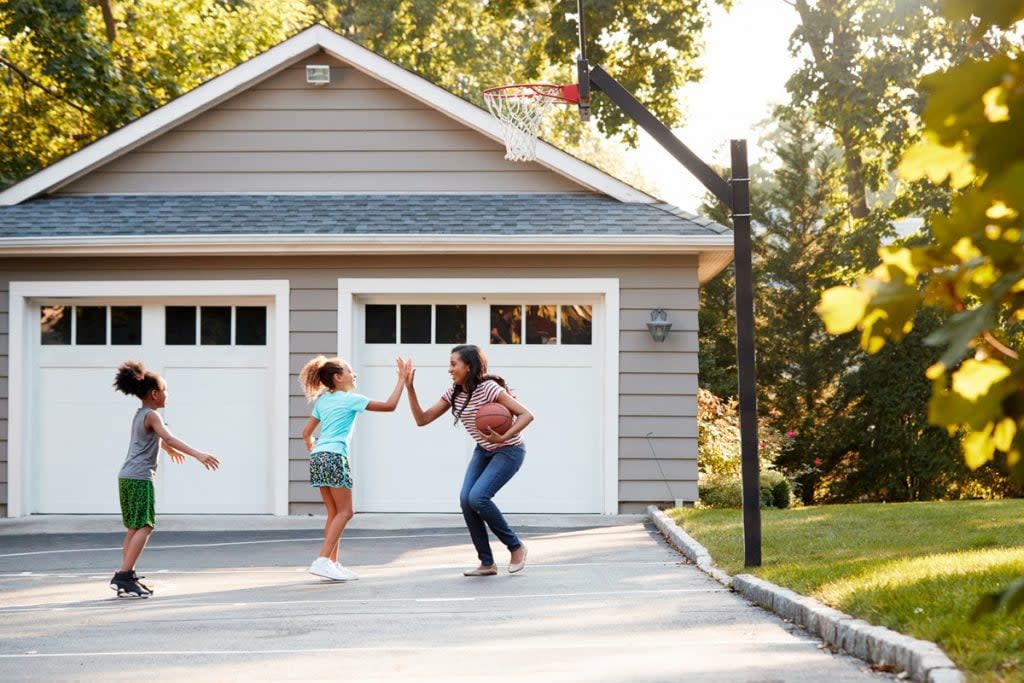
{"left": 475, "top": 402, "right": 513, "bottom": 434}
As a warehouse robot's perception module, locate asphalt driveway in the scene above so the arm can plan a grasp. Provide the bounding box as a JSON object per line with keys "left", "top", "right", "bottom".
{"left": 0, "top": 515, "right": 890, "bottom": 682}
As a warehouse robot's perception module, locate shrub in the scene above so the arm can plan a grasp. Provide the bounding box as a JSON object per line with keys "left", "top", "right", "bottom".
{"left": 761, "top": 469, "right": 792, "bottom": 509}
{"left": 698, "top": 469, "right": 792, "bottom": 509}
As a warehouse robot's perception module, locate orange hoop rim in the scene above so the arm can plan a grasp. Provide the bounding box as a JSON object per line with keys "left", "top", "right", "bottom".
{"left": 482, "top": 83, "right": 580, "bottom": 104}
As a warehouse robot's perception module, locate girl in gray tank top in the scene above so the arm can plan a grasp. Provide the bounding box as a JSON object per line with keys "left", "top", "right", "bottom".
{"left": 109, "top": 361, "right": 221, "bottom": 598}
{"left": 118, "top": 407, "right": 160, "bottom": 481}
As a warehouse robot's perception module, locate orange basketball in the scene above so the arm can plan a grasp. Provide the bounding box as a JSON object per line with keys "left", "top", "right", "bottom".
{"left": 475, "top": 402, "right": 513, "bottom": 434}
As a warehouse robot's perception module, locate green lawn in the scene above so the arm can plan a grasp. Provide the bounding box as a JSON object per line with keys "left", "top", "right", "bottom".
{"left": 668, "top": 500, "right": 1024, "bottom": 682}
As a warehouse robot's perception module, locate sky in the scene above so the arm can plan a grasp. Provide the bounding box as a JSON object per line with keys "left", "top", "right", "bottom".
{"left": 626, "top": 0, "right": 801, "bottom": 211}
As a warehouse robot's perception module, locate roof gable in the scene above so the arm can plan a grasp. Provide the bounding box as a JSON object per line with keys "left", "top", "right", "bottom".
{"left": 55, "top": 52, "right": 587, "bottom": 196}
{"left": 0, "top": 25, "right": 653, "bottom": 206}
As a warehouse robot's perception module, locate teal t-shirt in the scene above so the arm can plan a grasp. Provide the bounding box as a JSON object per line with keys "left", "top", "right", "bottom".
{"left": 312, "top": 390, "right": 370, "bottom": 456}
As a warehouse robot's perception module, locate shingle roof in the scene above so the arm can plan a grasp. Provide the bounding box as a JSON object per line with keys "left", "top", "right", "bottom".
{"left": 0, "top": 194, "right": 730, "bottom": 238}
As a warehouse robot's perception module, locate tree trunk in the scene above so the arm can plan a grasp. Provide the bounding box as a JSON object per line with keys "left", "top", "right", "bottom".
{"left": 839, "top": 129, "right": 870, "bottom": 219}
{"left": 794, "top": 0, "right": 870, "bottom": 220}
{"left": 95, "top": 0, "right": 118, "bottom": 43}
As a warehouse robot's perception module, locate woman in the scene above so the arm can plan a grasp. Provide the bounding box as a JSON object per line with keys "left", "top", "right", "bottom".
{"left": 405, "top": 345, "right": 534, "bottom": 576}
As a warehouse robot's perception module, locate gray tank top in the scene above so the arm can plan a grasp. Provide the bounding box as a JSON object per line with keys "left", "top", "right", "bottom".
{"left": 118, "top": 407, "right": 160, "bottom": 481}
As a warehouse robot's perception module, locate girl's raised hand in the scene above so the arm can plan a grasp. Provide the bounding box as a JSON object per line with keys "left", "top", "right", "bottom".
{"left": 404, "top": 358, "right": 416, "bottom": 387}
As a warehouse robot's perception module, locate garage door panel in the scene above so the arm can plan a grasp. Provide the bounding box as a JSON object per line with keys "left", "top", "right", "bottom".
{"left": 35, "top": 367, "right": 126, "bottom": 513}
{"left": 351, "top": 295, "right": 606, "bottom": 514}
{"left": 352, "top": 364, "right": 468, "bottom": 512}
{"left": 494, "top": 366, "right": 602, "bottom": 513}
{"left": 159, "top": 366, "right": 271, "bottom": 513}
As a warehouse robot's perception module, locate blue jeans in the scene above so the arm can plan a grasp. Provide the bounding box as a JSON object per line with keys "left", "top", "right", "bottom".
{"left": 459, "top": 443, "right": 525, "bottom": 566}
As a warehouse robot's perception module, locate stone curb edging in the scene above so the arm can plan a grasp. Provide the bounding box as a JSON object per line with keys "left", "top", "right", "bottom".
{"left": 646, "top": 506, "right": 964, "bottom": 683}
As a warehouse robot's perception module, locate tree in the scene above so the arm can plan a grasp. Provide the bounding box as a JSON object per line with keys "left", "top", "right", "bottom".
{"left": 817, "top": 0, "right": 1024, "bottom": 616}
{"left": 785, "top": 0, "right": 976, "bottom": 220}
{"left": 816, "top": 307, "right": 1014, "bottom": 503}
{"left": 0, "top": 0, "right": 317, "bottom": 189}
{"left": 309, "top": 0, "right": 730, "bottom": 145}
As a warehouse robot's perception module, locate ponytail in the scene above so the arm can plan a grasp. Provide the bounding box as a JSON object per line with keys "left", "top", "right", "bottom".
{"left": 299, "top": 355, "right": 347, "bottom": 402}
{"left": 113, "top": 360, "right": 162, "bottom": 399}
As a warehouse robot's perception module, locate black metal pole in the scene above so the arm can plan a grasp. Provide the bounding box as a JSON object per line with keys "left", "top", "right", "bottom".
{"left": 588, "top": 66, "right": 731, "bottom": 205}
{"left": 578, "top": 63, "right": 762, "bottom": 566}
{"left": 731, "top": 139, "right": 761, "bottom": 567}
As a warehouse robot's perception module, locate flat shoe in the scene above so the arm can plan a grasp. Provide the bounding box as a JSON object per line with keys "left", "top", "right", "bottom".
{"left": 463, "top": 565, "right": 498, "bottom": 576}
{"left": 509, "top": 544, "right": 528, "bottom": 574}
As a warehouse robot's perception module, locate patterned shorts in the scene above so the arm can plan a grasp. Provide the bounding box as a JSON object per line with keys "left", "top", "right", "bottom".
{"left": 309, "top": 451, "right": 353, "bottom": 489}
{"left": 118, "top": 478, "right": 156, "bottom": 529}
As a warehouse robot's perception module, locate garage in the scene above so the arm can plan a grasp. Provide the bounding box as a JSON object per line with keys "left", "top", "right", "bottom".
{"left": 343, "top": 279, "right": 618, "bottom": 514}
{"left": 9, "top": 281, "right": 289, "bottom": 516}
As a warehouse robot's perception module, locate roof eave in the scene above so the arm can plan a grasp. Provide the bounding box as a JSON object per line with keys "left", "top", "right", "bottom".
{"left": 0, "top": 233, "right": 734, "bottom": 283}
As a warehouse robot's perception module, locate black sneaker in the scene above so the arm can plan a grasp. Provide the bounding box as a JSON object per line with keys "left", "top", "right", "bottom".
{"left": 109, "top": 571, "right": 151, "bottom": 598}
{"left": 131, "top": 571, "right": 153, "bottom": 596}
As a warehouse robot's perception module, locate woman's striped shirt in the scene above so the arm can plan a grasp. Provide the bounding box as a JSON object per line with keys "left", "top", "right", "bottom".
{"left": 442, "top": 379, "right": 523, "bottom": 452}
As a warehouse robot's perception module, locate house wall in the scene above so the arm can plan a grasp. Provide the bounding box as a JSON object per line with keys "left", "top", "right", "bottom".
{"left": 55, "top": 53, "right": 586, "bottom": 196}
{"left": 0, "top": 254, "right": 698, "bottom": 516}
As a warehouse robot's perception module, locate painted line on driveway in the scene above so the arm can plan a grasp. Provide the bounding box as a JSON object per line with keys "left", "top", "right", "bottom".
{"left": 0, "top": 587, "right": 729, "bottom": 615}
{"left": 0, "top": 532, "right": 472, "bottom": 558}
{"left": 0, "top": 638, "right": 819, "bottom": 659}
{"left": 0, "top": 561, "right": 680, "bottom": 579}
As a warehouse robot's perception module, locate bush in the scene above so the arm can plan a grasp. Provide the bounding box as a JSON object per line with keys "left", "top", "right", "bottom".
{"left": 699, "top": 473, "right": 743, "bottom": 508}
{"left": 761, "top": 469, "right": 792, "bottom": 509}
{"left": 698, "top": 470, "right": 792, "bottom": 509}
{"left": 698, "top": 389, "right": 785, "bottom": 478}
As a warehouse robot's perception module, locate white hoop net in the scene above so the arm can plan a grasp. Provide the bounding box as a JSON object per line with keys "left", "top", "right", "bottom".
{"left": 483, "top": 84, "right": 567, "bottom": 162}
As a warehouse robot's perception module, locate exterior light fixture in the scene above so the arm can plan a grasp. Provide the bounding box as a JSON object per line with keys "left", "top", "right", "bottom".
{"left": 646, "top": 308, "right": 672, "bottom": 342}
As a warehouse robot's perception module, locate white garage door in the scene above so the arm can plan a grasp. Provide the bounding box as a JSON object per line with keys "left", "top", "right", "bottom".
{"left": 351, "top": 295, "right": 604, "bottom": 513}
{"left": 31, "top": 299, "right": 274, "bottom": 514}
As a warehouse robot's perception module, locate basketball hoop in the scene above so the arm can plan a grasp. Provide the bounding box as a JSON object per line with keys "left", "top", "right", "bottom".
{"left": 482, "top": 83, "right": 579, "bottom": 162}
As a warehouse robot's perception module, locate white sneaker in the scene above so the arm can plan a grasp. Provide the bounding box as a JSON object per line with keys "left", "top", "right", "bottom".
{"left": 334, "top": 563, "right": 360, "bottom": 581}
{"left": 308, "top": 556, "right": 350, "bottom": 581}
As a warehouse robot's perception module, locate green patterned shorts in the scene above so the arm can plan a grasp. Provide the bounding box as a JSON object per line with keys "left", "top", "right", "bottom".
{"left": 118, "top": 478, "right": 156, "bottom": 529}
{"left": 309, "top": 451, "right": 353, "bottom": 489}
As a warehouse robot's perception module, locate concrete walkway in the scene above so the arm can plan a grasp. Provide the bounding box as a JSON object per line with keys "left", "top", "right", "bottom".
{"left": 0, "top": 514, "right": 891, "bottom": 682}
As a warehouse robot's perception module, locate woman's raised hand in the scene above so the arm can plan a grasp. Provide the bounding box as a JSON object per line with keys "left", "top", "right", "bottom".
{"left": 404, "top": 357, "right": 416, "bottom": 387}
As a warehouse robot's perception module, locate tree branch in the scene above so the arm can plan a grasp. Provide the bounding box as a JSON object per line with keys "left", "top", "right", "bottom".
{"left": 0, "top": 57, "right": 98, "bottom": 119}
{"left": 983, "top": 331, "right": 1020, "bottom": 360}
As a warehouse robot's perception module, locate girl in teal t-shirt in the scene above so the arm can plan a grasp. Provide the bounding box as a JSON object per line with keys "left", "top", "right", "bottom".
{"left": 299, "top": 355, "right": 409, "bottom": 582}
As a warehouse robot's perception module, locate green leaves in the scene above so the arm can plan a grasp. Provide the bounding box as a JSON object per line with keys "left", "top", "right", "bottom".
{"left": 814, "top": 2, "right": 1024, "bottom": 488}
{"left": 899, "top": 132, "right": 975, "bottom": 189}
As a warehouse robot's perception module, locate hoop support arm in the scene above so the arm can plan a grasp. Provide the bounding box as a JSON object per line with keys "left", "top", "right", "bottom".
{"left": 587, "top": 65, "right": 732, "bottom": 206}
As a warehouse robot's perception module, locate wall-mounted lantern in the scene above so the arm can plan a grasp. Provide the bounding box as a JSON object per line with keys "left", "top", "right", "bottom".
{"left": 646, "top": 308, "right": 672, "bottom": 342}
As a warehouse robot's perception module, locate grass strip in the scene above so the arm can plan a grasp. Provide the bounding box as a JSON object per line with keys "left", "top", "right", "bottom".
{"left": 668, "top": 500, "right": 1024, "bottom": 682}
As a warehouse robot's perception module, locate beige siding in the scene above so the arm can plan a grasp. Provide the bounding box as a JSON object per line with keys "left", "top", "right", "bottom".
{"left": 56, "top": 53, "right": 586, "bottom": 196}
{"left": 0, "top": 254, "right": 699, "bottom": 515}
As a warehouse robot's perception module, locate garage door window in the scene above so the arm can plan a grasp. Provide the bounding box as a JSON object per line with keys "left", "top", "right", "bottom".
{"left": 365, "top": 304, "right": 466, "bottom": 344}
{"left": 165, "top": 305, "right": 267, "bottom": 346}
{"left": 41, "top": 305, "right": 142, "bottom": 346}
{"left": 490, "top": 304, "right": 592, "bottom": 345}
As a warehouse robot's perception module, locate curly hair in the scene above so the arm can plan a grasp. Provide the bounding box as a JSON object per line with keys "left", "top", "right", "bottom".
{"left": 112, "top": 360, "right": 162, "bottom": 399}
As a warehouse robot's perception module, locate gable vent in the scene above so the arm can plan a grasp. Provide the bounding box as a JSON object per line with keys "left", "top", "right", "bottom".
{"left": 306, "top": 65, "right": 331, "bottom": 86}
